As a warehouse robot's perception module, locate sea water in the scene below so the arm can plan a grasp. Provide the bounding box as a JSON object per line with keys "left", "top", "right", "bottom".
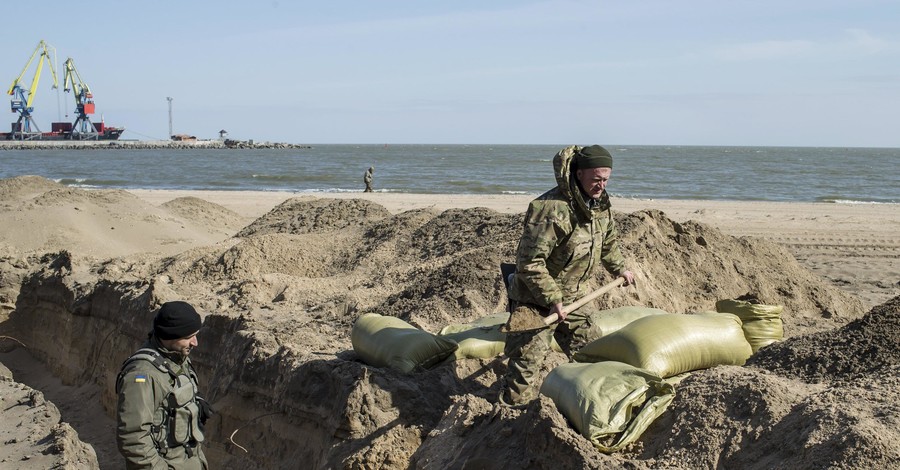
{"left": 0, "top": 144, "right": 897, "bottom": 203}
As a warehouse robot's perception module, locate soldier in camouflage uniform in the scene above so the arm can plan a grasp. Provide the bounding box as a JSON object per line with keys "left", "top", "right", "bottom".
{"left": 116, "top": 301, "right": 212, "bottom": 469}
{"left": 500, "top": 145, "right": 635, "bottom": 406}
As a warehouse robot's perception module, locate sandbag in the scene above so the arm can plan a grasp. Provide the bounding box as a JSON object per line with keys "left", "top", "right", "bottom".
{"left": 351, "top": 313, "right": 458, "bottom": 373}
{"left": 437, "top": 313, "right": 562, "bottom": 361}
{"left": 582, "top": 306, "right": 669, "bottom": 343}
{"left": 716, "top": 298, "right": 784, "bottom": 353}
{"left": 540, "top": 361, "right": 675, "bottom": 453}
{"left": 439, "top": 313, "right": 508, "bottom": 360}
{"left": 573, "top": 312, "right": 753, "bottom": 378}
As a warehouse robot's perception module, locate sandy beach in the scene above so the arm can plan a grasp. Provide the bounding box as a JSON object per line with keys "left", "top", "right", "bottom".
{"left": 1, "top": 176, "right": 898, "bottom": 469}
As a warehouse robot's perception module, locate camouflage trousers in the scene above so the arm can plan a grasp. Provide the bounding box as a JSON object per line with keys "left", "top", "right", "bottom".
{"left": 499, "top": 303, "right": 596, "bottom": 406}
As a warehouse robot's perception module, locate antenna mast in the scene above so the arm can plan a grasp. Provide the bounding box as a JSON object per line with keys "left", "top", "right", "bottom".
{"left": 166, "top": 96, "right": 173, "bottom": 139}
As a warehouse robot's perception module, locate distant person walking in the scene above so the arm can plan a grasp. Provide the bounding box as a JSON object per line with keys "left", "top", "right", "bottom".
{"left": 364, "top": 166, "right": 375, "bottom": 192}
{"left": 116, "top": 301, "right": 213, "bottom": 469}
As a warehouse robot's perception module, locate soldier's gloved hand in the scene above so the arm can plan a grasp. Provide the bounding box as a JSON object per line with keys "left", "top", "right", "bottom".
{"left": 197, "top": 396, "right": 215, "bottom": 426}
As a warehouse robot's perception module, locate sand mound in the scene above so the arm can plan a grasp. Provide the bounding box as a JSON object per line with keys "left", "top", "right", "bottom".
{"left": 0, "top": 175, "right": 64, "bottom": 204}
{"left": 0, "top": 375, "right": 99, "bottom": 469}
{"left": 749, "top": 295, "right": 900, "bottom": 382}
{"left": 237, "top": 197, "right": 392, "bottom": 237}
{"left": 1, "top": 194, "right": 886, "bottom": 469}
{"left": 28, "top": 187, "right": 140, "bottom": 207}
{"left": 160, "top": 196, "right": 246, "bottom": 231}
{"left": 0, "top": 176, "right": 246, "bottom": 258}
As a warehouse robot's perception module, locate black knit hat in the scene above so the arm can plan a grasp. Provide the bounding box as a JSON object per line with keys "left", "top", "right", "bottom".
{"left": 576, "top": 145, "right": 613, "bottom": 169}
{"left": 153, "top": 301, "right": 202, "bottom": 340}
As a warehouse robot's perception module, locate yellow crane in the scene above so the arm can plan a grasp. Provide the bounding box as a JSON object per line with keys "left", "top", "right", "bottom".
{"left": 7, "top": 40, "right": 59, "bottom": 139}
{"left": 63, "top": 58, "right": 99, "bottom": 139}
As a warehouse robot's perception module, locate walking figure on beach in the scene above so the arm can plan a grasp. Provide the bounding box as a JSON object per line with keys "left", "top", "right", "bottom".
{"left": 364, "top": 166, "right": 375, "bottom": 192}
{"left": 499, "top": 145, "right": 635, "bottom": 407}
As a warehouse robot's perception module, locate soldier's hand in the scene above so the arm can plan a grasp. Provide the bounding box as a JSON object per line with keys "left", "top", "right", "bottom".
{"left": 619, "top": 271, "right": 635, "bottom": 286}
{"left": 551, "top": 302, "right": 566, "bottom": 322}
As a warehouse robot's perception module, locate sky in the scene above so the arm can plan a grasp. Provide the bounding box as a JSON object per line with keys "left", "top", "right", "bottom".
{"left": 2, "top": 0, "right": 898, "bottom": 146}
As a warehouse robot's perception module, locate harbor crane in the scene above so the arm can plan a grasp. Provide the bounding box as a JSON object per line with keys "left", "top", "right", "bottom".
{"left": 63, "top": 58, "right": 100, "bottom": 139}
{"left": 7, "top": 40, "right": 58, "bottom": 140}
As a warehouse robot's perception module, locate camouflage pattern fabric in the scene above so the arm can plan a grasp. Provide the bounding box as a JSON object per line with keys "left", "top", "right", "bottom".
{"left": 501, "top": 303, "right": 596, "bottom": 406}
{"left": 506, "top": 145, "right": 626, "bottom": 309}
{"left": 501, "top": 145, "right": 628, "bottom": 406}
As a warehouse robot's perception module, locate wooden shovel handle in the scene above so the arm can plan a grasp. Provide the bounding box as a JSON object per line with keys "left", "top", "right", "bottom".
{"left": 542, "top": 277, "right": 626, "bottom": 325}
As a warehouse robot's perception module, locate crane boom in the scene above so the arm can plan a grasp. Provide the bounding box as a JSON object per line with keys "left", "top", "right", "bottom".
{"left": 63, "top": 58, "right": 93, "bottom": 106}
{"left": 62, "top": 57, "right": 102, "bottom": 138}
{"left": 7, "top": 40, "right": 59, "bottom": 139}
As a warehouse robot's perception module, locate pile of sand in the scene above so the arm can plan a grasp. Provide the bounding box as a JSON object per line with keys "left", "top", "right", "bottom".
{"left": 0, "top": 175, "right": 895, "bottom": 469}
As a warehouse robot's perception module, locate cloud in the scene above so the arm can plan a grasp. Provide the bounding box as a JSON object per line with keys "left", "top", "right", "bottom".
{"left": 842, "top": 28, "right": 891, "bottom": 55}
{"left": 705, "top": 29, "right": 896, "bottom": 63}
{"left": 710, "top": 39, "right": 815, "bottom": 61}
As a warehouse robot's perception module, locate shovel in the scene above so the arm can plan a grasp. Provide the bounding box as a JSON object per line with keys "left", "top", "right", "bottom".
{"left": 542, "top": 277, "right": 626, "bottom": 325}
{"left": 505, "top": 277, "right": 626, "bottom": 332}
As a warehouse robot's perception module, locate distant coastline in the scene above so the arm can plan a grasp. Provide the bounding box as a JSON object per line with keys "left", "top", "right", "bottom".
{"left": 0, "top": 139, "right": 311, "bottom": 150}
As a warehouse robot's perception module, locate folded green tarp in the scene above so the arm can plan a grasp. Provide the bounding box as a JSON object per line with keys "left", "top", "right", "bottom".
{"left": 574, "top": 312, "right": 753, "bottom": 378}
{"left": 540, "top": 361, "right": 676, "bottom": 453}
{"left": 351, "top": 313, "right": 458, "bottom": 373}
{"left": 716, "top": 298, "right": 784, "bottom": 353}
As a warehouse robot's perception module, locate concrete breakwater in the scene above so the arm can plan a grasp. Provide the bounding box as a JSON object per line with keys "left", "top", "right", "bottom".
{"left": 0, "top": 139, "right": 312, "bottom": 150}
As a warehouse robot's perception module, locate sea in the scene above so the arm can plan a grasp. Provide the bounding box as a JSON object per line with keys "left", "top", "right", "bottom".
{"left": 1, "top": 144, "right": 898, "bottom": 204}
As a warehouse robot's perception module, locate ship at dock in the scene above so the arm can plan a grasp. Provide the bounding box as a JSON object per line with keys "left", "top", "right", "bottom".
{"left": 3, "top": 40, "right": 124, "bottom": 141}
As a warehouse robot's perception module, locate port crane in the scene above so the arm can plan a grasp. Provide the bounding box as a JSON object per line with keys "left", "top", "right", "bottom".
{"left": 7, "top": 40, "right": 58, "bottom": 140}
{"left": 63, "top": 58, "right": 101, "bottom": 139}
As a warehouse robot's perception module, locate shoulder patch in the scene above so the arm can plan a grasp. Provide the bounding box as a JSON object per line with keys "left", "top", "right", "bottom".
{"left": 134, "top": 374, "right": 148, "bottom": 383}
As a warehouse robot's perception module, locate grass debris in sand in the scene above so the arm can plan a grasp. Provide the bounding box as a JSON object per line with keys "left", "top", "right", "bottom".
{"left": 0, "top": 175, "right": 897, "bottom": 469}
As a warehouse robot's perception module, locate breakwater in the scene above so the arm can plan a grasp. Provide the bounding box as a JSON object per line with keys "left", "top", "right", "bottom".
{"left": 0, "top": 139, "right": 311, "bottom": 151}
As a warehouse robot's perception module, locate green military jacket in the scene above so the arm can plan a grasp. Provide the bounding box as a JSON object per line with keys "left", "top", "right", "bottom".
{"left": 508, "top": 145, "right": 627, "bottom": 308}
{"left": 116, "top": 337, "right": 208, "bottom": 470}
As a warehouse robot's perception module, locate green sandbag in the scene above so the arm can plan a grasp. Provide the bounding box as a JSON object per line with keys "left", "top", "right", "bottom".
{"left": 573, "top": 312, "right": 753, "bottom": 378}
{"left": 716, "top": 299, "right": 784, "bottom": 353}
{"left": 351, "top": 313, "right": 458, "bottom": 373}
{"left": 437, "top": 313, "right": 562, "bottom": 361}
{"left": 540, "top": 361, "right": 675, "bottom": 453}
{"left": 439, "top": 313, "right": 508, "bottom": 360}
{"left": 582, "top": 306, "right": 669, "bottom": 343}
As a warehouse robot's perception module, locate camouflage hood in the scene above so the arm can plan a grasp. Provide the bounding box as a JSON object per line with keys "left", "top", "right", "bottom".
{"left": 552, "top": 145, "right": 611, "bottom": 220}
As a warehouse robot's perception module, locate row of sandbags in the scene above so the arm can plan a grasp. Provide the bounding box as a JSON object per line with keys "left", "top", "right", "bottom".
{"left": 350, "top": 306, "right": 670, "bottom": 373}
{"left": 350, "top": 299, "right": 783, "bottom": 452}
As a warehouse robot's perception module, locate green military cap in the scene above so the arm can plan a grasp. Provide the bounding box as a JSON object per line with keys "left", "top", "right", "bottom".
{"left": 576, "top": 145, "right": 613, "bottom": 169}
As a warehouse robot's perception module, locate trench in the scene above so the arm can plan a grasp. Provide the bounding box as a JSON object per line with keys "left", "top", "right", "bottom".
{"left": 0, "top": 348, "right": 122, "bottom": 467}
{"left": 0, "top": 261, "right": 467, "bottom": 469}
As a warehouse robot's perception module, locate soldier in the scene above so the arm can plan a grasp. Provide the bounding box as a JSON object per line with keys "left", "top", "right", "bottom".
{"left": 500, "top": 145, "right": 635, "bottom": 407}
{"left": 116, "top": 301, "right": 212, "bottom": 469}
{"left": 363, "top": 166, "right": 375, "bottom": 192}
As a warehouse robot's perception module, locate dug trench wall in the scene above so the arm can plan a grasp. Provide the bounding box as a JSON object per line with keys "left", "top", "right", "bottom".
{"left": 2, "top": 197, "right": 885, "bottom": 468}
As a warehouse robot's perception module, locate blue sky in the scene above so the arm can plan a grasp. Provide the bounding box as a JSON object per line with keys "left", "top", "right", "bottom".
{"left": 3, "top": 1, "right": 898, "bottom": 146}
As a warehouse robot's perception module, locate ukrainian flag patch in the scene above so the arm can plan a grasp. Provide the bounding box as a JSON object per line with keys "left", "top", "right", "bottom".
{"left": 134, "top": 374, "right": 147, "bottom": 383}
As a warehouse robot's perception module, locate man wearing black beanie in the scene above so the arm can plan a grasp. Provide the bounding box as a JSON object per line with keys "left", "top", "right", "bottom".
{"left": 500, "top": 145, "right": 635, "bottom": 407}
{"left": 116, "top": 301, "right": 211, "bottom": 469}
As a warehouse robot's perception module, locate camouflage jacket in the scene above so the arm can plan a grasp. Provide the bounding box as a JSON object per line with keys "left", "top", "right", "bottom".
{"left": 508, "top": 145, "right": 627, "bottom": 308}
{"left": 116, "top": 337, "right": 207, "bottom": 470}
